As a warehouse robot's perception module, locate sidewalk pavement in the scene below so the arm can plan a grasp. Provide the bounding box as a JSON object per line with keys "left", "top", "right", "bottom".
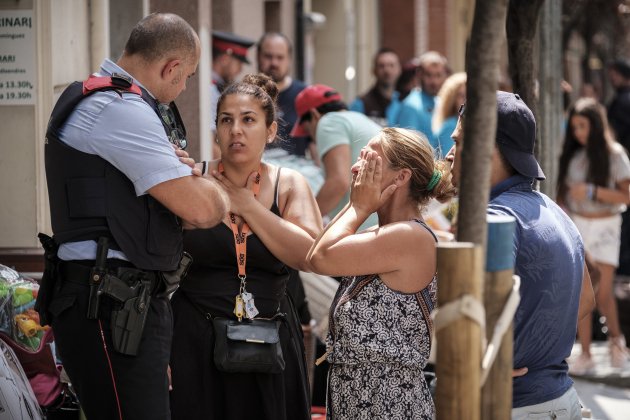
{"left": 568, "top": 341, "right": 630, "bottom": 419}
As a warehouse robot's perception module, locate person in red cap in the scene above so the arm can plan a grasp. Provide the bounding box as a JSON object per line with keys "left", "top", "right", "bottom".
{"left": 210, "top": 30, "right": 255, "bottom": 157}
{"left": 292, "top": 84, "right": 382, "bottom": 228}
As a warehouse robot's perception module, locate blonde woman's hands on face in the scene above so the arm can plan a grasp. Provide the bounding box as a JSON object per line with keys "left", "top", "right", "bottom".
{"left": 350, "top": 150, "right": 397, "bottom": 217}
{"left": 211, "top": 169, "right": 259, "bottom": 216}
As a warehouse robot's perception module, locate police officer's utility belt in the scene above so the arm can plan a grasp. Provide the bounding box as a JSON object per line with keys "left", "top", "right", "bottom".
{"left": 59, "top": 259, "right": 164, "bottom": 297}
{"left": 37, "top": 235, "right": 192, "bottom": 356}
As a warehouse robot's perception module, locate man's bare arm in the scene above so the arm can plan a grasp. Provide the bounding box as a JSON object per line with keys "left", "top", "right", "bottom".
{"left": 149, "top": 175, "right": 228, "bottom": 228}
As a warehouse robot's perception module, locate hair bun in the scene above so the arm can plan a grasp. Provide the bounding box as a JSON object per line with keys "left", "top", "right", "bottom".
{"left": 242, "top": 73, "right": 279, "bottom": 103}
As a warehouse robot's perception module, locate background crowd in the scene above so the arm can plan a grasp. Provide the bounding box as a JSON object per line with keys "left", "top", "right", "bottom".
{"left": 4, "top": 9, "right": 630, "bottom": 420}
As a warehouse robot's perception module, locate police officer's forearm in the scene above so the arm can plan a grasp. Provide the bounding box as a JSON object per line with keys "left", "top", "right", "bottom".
{"left": 149, "top": 175, "right": 229, "bottom": 228}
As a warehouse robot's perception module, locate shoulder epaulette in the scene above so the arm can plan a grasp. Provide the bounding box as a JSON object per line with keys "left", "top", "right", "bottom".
{"left": 82, "top": 72, "right": 142, "bottom": 96}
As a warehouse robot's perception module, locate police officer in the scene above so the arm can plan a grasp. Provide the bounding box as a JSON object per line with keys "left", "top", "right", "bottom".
{"left": 41, "top": 13, "right": 228, "bottom": 420}
{"left": 210, "top": 30, "right": 255, "bottom": 157}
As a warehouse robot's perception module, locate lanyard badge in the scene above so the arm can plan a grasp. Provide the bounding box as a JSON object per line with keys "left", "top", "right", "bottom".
{"left": 219, "top": 162, "right": 262, "bottom": 321}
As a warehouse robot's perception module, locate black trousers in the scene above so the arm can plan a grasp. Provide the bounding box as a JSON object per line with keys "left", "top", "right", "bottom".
{"left": 49, "top": 263, "right": 172, "bottom": 420}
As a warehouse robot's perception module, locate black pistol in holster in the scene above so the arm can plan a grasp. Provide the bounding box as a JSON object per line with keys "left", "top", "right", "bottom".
{"left": 101, "top": 269, "right": 152, "bottom": 356}
{"left": 87, "top": 237, "right": 151, "bottom": 356}
{"left": 35, "top": 233, "right": 59, "bottom": 326}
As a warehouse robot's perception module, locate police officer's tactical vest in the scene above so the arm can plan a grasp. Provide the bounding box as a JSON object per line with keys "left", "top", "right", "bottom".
{"left": 45, "top": 73, "right": 183, "bottom": 271}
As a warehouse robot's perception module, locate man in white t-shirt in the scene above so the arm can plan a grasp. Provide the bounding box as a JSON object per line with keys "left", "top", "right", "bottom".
{"left": 291, "top": 84, "right": 382, "bottom": 229}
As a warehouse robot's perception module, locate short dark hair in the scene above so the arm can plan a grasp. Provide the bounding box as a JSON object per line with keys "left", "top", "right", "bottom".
{"left": 610, "top": 58, "right": 630, "bottom": 79}
{"left": 300, "top": 100, "right": 347, "bottom": 124}
{"left": 123, "top": 13, "right": 197, "bottom": 62}
{"left": 373, "top": 47, "right": 399, "bottom": 68}
{"left": 496, "top": 147, "right": 517, "bottom": 176}
{"left": 257, "top": 32, "right": 293, "bottom": 57}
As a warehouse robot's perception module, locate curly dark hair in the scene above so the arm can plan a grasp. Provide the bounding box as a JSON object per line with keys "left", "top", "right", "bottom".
{"left": 216, "top": 73, "right": 278, "bottom": 128}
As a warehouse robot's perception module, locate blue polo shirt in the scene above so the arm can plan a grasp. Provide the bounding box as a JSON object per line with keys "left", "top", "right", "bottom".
{"left": 396, "top": 89, "right": 436, "bottom": 145}
{"left": 349, "top": 90, "right": 401, "bottom": 127}
{"left": 432, "top": 115, "right": 457, "bottom": 158}
{"left": 56, "top": 59, "right": 192, "bottom": 261}
{"left": 487, "top": 175, "right": 584, "bottom": 408}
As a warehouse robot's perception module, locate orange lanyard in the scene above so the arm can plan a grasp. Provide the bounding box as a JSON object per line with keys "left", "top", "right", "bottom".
{"left": 218, "top": 162, "right": 262, "bottom": 279}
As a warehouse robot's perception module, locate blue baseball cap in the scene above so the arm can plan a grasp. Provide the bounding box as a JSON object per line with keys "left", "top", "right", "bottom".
{"left": 495, "top": 91, "right": 545, "bottom": 180}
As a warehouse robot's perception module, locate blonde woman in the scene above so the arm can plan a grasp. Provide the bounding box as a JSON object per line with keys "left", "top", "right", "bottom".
{"left": 308, "top": 128, "right": 456, "bottom": 419}
{"left": 432, "top": 72, "right": 466, "bottom": 157}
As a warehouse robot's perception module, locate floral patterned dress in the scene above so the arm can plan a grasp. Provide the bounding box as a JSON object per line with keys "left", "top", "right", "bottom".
{"left": 325, "top": 221, "right": 437, "bottom": 420}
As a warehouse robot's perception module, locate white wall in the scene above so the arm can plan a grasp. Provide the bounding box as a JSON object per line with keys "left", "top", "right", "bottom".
{"left": 311, "top": 0, "right": 378, "bottom": 102}
{"left": 0, "top": 0, "right": 96, "bottom": 247}
{"left": 0, "top": 0, "right": 38, "bottom": 247}
{"left": 232, "top": 0, "right": 265, "bottom": 76}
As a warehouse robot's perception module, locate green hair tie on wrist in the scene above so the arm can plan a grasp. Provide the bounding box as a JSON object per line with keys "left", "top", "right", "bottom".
{"left": 427, "top": 170, "right": 442, "bottom": 192}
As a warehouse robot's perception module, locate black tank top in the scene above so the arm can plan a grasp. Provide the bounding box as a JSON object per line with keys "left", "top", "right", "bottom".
{"left": 181, "top": 168, "right": 289, "bottom": 318}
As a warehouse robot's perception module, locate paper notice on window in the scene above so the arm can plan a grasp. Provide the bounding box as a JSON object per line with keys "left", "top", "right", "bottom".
{"left": 0, "top": 10, "right": 35, "bottom": 105}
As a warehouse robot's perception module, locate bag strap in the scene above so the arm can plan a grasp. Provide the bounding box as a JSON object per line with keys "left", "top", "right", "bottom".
{"left": 178, "top": 290, "right": 213, "bottom": 321}
{"left": 178, "top": 290, "right": 285, "bottom": 323}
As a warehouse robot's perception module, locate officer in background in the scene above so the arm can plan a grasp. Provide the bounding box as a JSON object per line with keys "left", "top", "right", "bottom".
{"left": 40, "top": 13, "right": 228, "bottom": 420}
{"left": 210, "top": 30, "right": 255, "bottom": 157}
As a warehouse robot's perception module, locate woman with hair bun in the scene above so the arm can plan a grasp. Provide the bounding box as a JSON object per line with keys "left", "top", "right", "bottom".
{"left": 170, "top": 73, "right": 321, "bottom": 420}
{"left": 308, "top": 127, "right": 456, "bottom": 419}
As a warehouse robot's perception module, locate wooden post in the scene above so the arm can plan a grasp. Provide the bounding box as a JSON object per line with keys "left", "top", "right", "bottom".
{"left": 436, "top": 242, "right": 484, "bottom": 420}
{"left": 481, "top": 215, "right": 516, "bottom": 419}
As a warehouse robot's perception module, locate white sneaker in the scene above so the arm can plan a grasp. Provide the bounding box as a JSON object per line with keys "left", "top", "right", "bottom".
{"left": 609, "top": 335, "right": 629, "bottom": 368}
{"left": 569, "top": 353, "right": 596, "bottom": 376}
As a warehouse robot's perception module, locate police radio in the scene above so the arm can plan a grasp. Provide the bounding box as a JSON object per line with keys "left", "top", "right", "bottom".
{"left": 158, "top": 102, "right": 188, "bottom": 150}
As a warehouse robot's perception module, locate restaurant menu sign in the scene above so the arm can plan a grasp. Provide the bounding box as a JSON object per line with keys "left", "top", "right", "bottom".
{"left": 0, "top": 10, "right": 35, "bottom": 105}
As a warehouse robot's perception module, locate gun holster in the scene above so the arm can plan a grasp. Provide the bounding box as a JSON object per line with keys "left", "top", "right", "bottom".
{"left": 101, "top": 269, "right": 152, "bottom": 356}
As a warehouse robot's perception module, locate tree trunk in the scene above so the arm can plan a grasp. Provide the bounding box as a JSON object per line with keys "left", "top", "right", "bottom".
{"left": 457, "top": 0, "right": 509, "bottom": 249}
{"left": 507, "top": 0, "right": 545, "bottom": 107}
{"left": 506, "top": 0, "right": 545, "bottom": 161}
{"left": 538, "top": 0, "right": 564, "bottom": 198}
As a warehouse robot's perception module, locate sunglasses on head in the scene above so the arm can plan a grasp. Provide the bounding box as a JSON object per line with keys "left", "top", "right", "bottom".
{"left": 158, "top": 103, "right": 188, "bottom": 150}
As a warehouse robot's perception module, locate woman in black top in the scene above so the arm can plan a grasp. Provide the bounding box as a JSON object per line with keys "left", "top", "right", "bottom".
{"left": 170, "top": 74, "right": 322, "bottom": 420}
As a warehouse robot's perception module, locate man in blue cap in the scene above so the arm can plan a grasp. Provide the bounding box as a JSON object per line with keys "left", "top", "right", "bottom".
{"left": 447, "top": 92, "right": 595, "bottom": 419}
{"left": 210, "top": 30, "right": 255, "bottom": 156}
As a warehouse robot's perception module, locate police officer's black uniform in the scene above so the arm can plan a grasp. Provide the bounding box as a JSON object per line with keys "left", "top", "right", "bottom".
{"left": 37, "top": 74, "right": 190, "bottom": 420}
